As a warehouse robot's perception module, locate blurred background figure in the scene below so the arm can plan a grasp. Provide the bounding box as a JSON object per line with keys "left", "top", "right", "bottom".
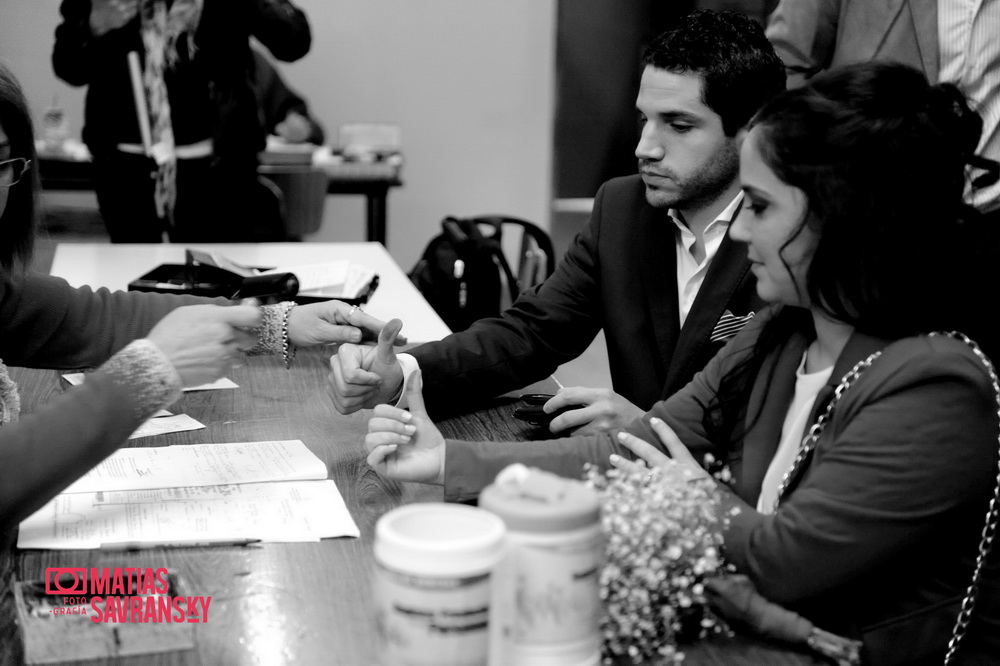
{"left": 765, "top": 0, "right": 1000, "bottom": 217}
{"left": 52, "top": 0, "right": 312, "bottom": 243}
{"left": 251, "top": 44, "right": 325, "bottom": 146}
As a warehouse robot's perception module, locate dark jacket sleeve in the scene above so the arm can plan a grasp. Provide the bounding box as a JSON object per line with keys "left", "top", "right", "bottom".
{"left": 252, "top": 49, "right": 325, "bottom": 144}
{"left": 411, "top": 183, "right": 615, "bottom": 418}
{"left": 0, "top": 365, "right": 154, "bottom": 531}
{"left": 765, "top": 0, "right": 842, "bottom": 88}
{"left": 441, "top": 313, "right": 764, "bottom": 502}
{"left": 0, "top": 273, "right": 233, "bottom": 528}
{"left": 0, "top": 272, "right": 224, "bottom": 369}
{"left": 53, "top": 0, "right": 135, "bottom": 87}
{"left": 722, "top": 337, "right": 998, "bottom": 606}
{"left": 251, "top": 0, "right": 311, "bottom": 62}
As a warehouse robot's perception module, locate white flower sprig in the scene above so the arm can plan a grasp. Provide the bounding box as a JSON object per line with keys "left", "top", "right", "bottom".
{"left": 585, "top": 460, "right": 731, "bottom": 664}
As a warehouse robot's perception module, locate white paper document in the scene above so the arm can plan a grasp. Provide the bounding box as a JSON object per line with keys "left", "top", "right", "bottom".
{"left": 62, "top": 372, "right": 237, "bottom": 392}
{"left": 17, "top": 480, "right": 358, "bottom": 549}
{"left": 18, "top": 440, "right": 359, "bottom": 549}
{"left": 62, "top": 440, "right": 326, "bottom": 494}
{"left": 129, "top": 414, "right": 204, "bottom": 440}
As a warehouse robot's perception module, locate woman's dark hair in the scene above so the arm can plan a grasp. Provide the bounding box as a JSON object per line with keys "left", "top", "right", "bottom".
{"left": 751, "top": 61, "right": 991, "bottom": 340}
{"left": 706, "top": 61, "right": 998, "bottom": 445}
{"left": 0, "top": 61, "right": 40, "bottom": 272}
{"left": 641, "top": 10, "right": 787, "bottom": 137}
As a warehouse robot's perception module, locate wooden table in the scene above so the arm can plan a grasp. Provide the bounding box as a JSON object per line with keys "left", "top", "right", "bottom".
{"left": 38, "top": 156, "right": 401, "bottom": 245}
{"left": 1, "top": 242, "right": 822, "bottom": 664}
{"left": 0, "top": 350, "right": 822, "bottom": 665}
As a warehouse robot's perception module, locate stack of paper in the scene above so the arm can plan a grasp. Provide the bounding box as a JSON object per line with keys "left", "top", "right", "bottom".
{"left": 18, "top": 440, "right": 359, "bottom": 549}
{"left": 258, "top": 260, "right": 376, "bottom": 299}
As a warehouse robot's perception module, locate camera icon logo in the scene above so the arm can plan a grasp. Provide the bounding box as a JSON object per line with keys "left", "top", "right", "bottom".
{"left": 45, "top": 568, "right": 88, "bottom": 595}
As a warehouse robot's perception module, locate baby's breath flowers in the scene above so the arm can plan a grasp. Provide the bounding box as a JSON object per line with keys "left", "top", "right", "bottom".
{"left": 585, "top": 459, "right": 731, "bottom": 664}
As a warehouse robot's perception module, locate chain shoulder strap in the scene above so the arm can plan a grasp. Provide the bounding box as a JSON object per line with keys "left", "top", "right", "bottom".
{"left": 932, "top": 332, "right": 1000, "bottom": 666}
{"left": 769, "top": 332, "right": 999, "bottom": 664}
{"left": 772, "top": 350, "right": 883, "bottom": 513}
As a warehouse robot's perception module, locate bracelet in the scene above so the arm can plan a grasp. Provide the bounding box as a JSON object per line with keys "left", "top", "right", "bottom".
{"left": 246, "top": 301, "right": 297, "bottom": 367}
{"left": 281, "top": 301, "right": 297, "bottom": 369}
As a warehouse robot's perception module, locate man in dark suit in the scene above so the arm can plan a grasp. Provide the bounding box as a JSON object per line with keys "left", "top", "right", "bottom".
{"left": 327, "top": 10, "right": 786, "bottom": 434}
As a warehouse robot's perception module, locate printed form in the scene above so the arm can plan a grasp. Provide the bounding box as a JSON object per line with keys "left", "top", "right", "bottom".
{"left": 18, "top": 440, "right": 359, "bottom": 549}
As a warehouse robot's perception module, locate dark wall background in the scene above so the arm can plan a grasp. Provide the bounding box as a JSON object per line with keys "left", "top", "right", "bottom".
{"left": 554, "top": 0, "right": 779, "bottom": 199}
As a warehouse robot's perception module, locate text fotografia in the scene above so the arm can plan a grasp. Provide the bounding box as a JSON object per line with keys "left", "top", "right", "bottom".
{"left": 44, "top": 567, "right": 211, "bottom": 623}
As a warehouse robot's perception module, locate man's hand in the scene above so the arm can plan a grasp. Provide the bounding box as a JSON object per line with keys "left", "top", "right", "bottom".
{"left": 89, "top": 0, "right": 138, "bottom": 37}
{"left": 287, "top": 302, "right": 407, "bottom": 348}
{"left": 545, "top": 386, "right": 645, "bottom": 435}
{"left": 326, "top": 319, "right": 405, "bottom": 413}
{"left": 365, "top": 370, "right": 446, "bottom": 485}
{"left": 147, "top": 305, "right": 261, "bottom": 388}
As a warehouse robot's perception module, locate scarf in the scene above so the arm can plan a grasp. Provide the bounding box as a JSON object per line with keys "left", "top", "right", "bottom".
{"left": 0, "top": 359, "right": 20, "bottom": 425}
{"left": 139, "top": 0, "right": 203, "bottom": 224}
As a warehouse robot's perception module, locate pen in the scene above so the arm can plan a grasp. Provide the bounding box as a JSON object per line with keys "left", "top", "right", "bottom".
{"left": 99, "top": 538, "right": 262, "bottom": 551}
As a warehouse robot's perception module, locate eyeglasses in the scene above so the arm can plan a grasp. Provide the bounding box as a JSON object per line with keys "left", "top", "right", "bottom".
{"left": 0, "top": 157, "right": 31, "bottom": 188}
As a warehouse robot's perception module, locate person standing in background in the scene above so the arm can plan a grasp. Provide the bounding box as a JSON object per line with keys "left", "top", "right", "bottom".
{"left": 52, "top": 0, "right": 311, "bottom": 243}
{"left": 765, "top": 0, "right": 1000, "bottom": 216}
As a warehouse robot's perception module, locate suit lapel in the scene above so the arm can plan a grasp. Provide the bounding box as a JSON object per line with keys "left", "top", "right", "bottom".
{"left": 908, "top": 0, "right": 939, "bottom": 82}
{"left": 740, "top": 332, "right": 809, "bottom": 502}
{"left": 638, "top": 203, "right": 681, "bottom": 389}
{"left": 851, "top": 0, "right": 912, "bottom": 62}
{"left": 778, "top": 330, "right": 891, "bottom": 498}
{"left": 666, "top": 232, "right": 753, "bottom": 392}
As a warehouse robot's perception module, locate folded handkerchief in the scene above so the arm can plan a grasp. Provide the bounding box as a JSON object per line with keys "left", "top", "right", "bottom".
{"left": 710, "top": 311, "right": 755, "bottom": 343}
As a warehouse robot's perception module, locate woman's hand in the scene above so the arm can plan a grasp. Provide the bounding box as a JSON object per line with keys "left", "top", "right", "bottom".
{"left": 611, "top": 417, "right": 711, "bottom": 480}
{"left": 286, "top": 302, "right": 408, "bottom": 349}
{"left": 365, "top": 370, "right": 446, "bottom": 485}
{"left": 146, "top": 305, "right": 261, "bottom": 388}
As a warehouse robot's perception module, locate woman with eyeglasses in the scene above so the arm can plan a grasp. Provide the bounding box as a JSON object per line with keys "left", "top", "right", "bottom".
{"left": 365, "top": 62, "right": 1000, "bottom": 663}
{"left": 0, "top": 62, "right": 400, "bottom": 531}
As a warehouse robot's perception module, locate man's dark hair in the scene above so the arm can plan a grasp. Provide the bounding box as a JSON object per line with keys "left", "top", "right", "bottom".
{"left": 0, "top": 62, "right": 39, "bottom": 272}
{"left": 642, "top": 10, "right": 786, "bottom": 136}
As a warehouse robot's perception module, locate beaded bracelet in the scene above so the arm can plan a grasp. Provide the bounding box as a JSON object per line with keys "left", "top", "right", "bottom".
{"left": 280, "top": 302, "right": 297, "bottom": 369}
{"left": 247, "top": 301, "right": 297, "bottom": 368}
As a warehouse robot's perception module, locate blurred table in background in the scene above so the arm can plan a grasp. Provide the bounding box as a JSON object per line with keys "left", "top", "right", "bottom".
{"left": 37, "top": 154, "right": 402, "bottom": 245}
{"left": 257, "top": 163, "right": 402, "bottom": 244}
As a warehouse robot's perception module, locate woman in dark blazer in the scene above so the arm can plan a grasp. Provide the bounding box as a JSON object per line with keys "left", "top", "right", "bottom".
{"left": 364, "top": 62, "right": 1000, "bottom": 664}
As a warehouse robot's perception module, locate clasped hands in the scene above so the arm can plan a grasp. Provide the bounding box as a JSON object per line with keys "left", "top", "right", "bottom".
{"left": 148, "top": 300, "right": 405, "bottom": 389}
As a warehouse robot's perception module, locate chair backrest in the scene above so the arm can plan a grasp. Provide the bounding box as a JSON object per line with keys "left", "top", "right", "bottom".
{"left": 250, "top": 176, "right": 290, "bottom": 241}
{"left": 258, "top": 168, "right": 328, "bottom": 239}
{"left": 408, "top": 215, "right": 555, "bottom": 332}
{"left": 469, "top": 215, "right": 555, "bottom": 308}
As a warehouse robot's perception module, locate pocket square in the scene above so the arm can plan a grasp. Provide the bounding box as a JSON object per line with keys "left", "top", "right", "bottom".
{"left": 710, "top": 311, "right": 755, "bottom": 343}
